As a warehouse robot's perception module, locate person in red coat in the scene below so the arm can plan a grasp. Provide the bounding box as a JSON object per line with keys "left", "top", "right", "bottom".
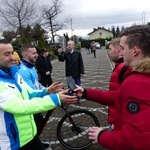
{"left": 108, "top": 38, "right": 128, "bottom": 129}
{"left": 75, "top": 25, "right": 150, "bottom": 150}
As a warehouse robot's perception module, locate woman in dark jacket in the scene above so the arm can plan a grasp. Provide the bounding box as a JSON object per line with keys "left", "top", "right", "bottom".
{"left": 36, "top": 49, "right": 53, "bottom": 87}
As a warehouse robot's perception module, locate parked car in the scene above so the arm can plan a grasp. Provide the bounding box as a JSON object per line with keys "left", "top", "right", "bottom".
{"left": 95, "top": 42, "right": 101, "bottom": 49}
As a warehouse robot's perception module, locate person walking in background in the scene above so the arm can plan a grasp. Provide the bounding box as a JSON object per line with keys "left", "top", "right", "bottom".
{"left": 57, "top": 40, "right": 84, "bottom": 86}
{"left": 18, "top": 44, "right": 62, "bottom": 149}
{"left": 0, "top": 39, "right": 78, "bottom": 150}
{"left": 13, "top": 51, "right": 21, "bottom": 66}
{"left": 85, "top": 42, "right": 91, "bottom": 54}
{"left": 91, "top": 41, "right": 96, "bottom": 58}
{"left": 36, "top": 49, "right": 53, "bottom": 87}
{"left": 107, "top": 38, "right": 128, "bottom": 130}
{"left": 75, "top": 25, "right": 150, "bottom": 149}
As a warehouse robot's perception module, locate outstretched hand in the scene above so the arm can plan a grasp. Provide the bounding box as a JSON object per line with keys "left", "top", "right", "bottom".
{"left": 47, "top": 82, "right": 63, "bottom": 94}
{"left": 88, "top": 126, "right": 103, "bottom": 144}
{"left": 58, "top": 89, "right": 78, "bottom": 104}
{"left": 73, "top": 85, "right": 84, "bottom": 97}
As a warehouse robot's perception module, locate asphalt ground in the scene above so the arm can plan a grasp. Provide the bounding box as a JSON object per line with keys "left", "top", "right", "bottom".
{"left": 40, "top": 47, "right": 113, "bottom": 150}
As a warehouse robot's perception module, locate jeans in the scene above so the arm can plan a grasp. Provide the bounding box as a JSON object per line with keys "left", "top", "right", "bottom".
{"left": 73, "top": 76, "right": 81, "bottom": 86}
{"left": 86, "top": 48, "right": 90, "bottom": 54}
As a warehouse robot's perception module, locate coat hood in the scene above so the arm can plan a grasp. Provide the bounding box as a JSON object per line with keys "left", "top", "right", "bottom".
{"left": 133, "top": 58, "right": 150, "bottom": 74}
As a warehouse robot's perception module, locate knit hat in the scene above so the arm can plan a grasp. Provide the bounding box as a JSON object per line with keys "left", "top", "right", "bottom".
{"left": 13, "top": 51, "right": 21, "bottom": 61}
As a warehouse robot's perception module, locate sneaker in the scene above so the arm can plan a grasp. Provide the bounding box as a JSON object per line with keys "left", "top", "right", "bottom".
{"left": 42, "top": 142, "right": 49, "bottom": 149}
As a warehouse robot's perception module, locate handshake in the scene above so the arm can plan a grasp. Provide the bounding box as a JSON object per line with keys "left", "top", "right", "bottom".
{"left": 47, "top": 76, "right": 76, "bottom": 95}
{"left": 47, "top": 76, "right": 84, "bottom": 104}
{"left": 66, "top": 76, "right": 81, "bottom": 102}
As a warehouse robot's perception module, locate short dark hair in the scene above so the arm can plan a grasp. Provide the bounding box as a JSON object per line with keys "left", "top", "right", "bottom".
{"left": 20, "top": 44, "right": 35, "bottom": 54}
{"left": 0, "top": 39, "right": 10, "bottom": 44}
{"left": 40, "top": 48, "right": 48, "bottom": 55}
{"left": 120, "top": 25, "right": 150, "bottom": 57}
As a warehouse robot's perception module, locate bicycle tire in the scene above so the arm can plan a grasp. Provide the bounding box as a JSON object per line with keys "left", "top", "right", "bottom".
{"left": 57, "top": 109, "right": 100, "bottom": 150}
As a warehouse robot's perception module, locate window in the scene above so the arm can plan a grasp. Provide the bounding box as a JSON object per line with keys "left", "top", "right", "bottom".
{"left": 99, "top": 32, "right": 102, "bottom": 37}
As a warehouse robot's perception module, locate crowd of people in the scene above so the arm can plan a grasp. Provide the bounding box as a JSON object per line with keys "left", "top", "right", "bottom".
{"left": 74, "top": 25, "right": 150, "bottom": 149}
{"left": 0, "top": 24, "right": 150, "bottom": 150}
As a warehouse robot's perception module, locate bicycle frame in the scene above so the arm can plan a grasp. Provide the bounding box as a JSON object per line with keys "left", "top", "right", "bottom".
{"left": 60, "top": 105, "right": 82, "bottom": 133}
{"left": 38, "top": 104, "right": 71, "bottom": 135}
{"left": 38, "top": 109, "right": 56, "bottom": 135}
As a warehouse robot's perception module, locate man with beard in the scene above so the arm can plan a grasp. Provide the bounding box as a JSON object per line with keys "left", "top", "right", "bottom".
{"left": 0, "top": 40, "right": 78, "bottom": 150}
{"left": 18, "top": 44, "right": 62, "bottom": 149}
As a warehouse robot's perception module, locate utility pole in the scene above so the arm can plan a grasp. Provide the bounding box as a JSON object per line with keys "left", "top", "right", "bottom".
{"left": 70, "top": 18, "right": 74, "bottom": 42}
{"left": 62, "top": 23, "right": 67, "bottom": 50}
{"left": 142, "top": 12, "right": 145, "bottom": 25}
{"left": 143, "top": 12, "right": 145, "bottom": 25}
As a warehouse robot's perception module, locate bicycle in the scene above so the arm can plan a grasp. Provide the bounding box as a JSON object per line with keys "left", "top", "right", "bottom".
{"left": 39, "top": 104, "right": 100, "bottom": 150}
{"left": 39, "top": 76, "right": 100, "bottom": 149}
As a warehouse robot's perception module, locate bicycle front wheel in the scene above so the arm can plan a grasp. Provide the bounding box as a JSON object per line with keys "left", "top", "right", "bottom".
{"left": 57, "top": 109, "right": 100, "bottom": 150}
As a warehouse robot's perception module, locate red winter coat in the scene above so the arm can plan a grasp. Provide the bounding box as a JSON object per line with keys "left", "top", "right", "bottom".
{"left": 84, "top": 59, "right": 150, "bottom": 150}
{"left": 108, "top": 58, "right": 126, "bottom": 124}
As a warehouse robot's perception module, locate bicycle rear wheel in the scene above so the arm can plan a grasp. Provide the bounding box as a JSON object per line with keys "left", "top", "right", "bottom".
{"left": 57, "top": 109, "right": 100, "bottom": 150}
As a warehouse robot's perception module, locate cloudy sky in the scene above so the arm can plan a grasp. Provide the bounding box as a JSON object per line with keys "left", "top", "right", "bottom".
{"left": 44, "top": 0, "right": 150, "bottom": 37}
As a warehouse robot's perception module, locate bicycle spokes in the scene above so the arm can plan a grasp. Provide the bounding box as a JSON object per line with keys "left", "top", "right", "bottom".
{"left": 57, "top": 109, "right": 100, "bottom": 150}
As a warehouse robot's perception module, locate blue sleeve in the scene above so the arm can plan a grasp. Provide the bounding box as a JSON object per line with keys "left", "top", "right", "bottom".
{"left": 18, "top": 65, "right": 40, "bottom": 90}
{"left": 19, "top": 70, "right": 36, "bottom": 89}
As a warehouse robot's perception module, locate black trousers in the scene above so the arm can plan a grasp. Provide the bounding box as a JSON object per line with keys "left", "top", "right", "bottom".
{"left": 18, "top": 135, "right": 44, "bottom": 150}
{"left": 34, "top": 113, "right": 44, "bottom": 134}
{"left": 40, "top": 75, "right": 52, "bottom": 87}
{"left": 93, "top": 50, "right": 96, "bottom": 58}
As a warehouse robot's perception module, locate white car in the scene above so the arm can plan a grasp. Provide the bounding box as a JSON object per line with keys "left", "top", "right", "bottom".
{"left": 95, "top": 42, "right": 101, "bottom": 49}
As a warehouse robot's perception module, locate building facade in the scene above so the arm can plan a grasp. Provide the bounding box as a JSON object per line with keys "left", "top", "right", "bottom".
{"left": 88, "top": 27, "right": 113, "bottom": 40}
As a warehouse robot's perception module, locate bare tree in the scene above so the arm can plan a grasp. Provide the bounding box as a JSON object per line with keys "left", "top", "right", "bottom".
{"left": 0, "top": 0, "right": 38, "bottom": 38}
{"left": 40, "top": 0, "right": 69, "bottom": 44}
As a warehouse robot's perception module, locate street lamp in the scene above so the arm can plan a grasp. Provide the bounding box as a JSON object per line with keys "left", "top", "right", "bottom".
{"left": 60, "top": 19, "right": 74, "bottom": 48}
{"left": 141, "top": 12, "right": 145, "bottom": 25}
{"left": 70, "top": 18, "right": 74, "bottom": 42}
{"left": 62, "top": 33, "right": 66, "bottom": 50}
{"left": 62, "top": 22, "right": 67, "bottom": 50}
